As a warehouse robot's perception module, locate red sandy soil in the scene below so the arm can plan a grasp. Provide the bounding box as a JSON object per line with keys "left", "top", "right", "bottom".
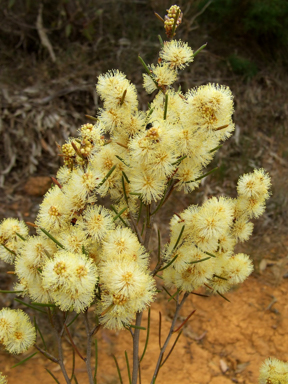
{"left": 1, "top": 268, "right": 288, "bottom": 384}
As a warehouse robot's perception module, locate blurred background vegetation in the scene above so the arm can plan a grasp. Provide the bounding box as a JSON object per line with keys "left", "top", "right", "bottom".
{"left": 0, "top": 0, "right": 287, "bottom": 266}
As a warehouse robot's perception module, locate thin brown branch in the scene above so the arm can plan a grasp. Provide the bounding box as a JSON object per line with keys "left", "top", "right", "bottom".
{"left": 34, "top": 344, "right": 59, "bottom": 364}
{"left": 64, "top": 324, "right": 85, "bottom": 361}
{"left": 173, "top": 309, "right": 196, "bottom": 333}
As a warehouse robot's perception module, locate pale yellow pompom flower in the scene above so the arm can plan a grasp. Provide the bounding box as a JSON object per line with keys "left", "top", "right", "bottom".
{"left": 0, "top": 218, "right": 28, "bottom": 243}
{"left": 232, "top": 218, "right": 254, "bottom": 242}
{"left": 17, "top": 236, "right": 56, "bottom": 269}
{"left": 15, "top": 237, "right": 54, "bottom": 295}
{"left": 0, "top": 239, "right": 22, "bottom": 264}
{"left": 3, "top": 310, "right": 36, "bottom": 354}
{"left": 194, "top": 196, "right": 234, "bottom": 241}
{"left": 42, "top": 251, "right": 98, "bottom": 313}
{"left": 56, "top": 166, "right": 72, "bottom": 186}
{"left": 101, "top": 227, "right": 148, "bottom": 268}
{"left": 36, "top": 186, "right": 71, "bottom": 233}
{"left": 42, "top": 251, "right": 77, "bottom": 292}
{"left": 129, "top": 166, "right": 166, "bottom": 204}
{"left": 162, "top": 267, "right": 176, "bottom": 289}
{"left": 227, "top": 253, "right": 253, "bottom": 284}
{"left": 63, "top": 166, "right": 99, "bottom": 201}
{"left": 57, "top": 225, "right": 91, "bottom": 254}
{"left": 97, "top": 292, "right": 137, "bottom": 330}
{"left": 237, "top": 168, "right": 271, "bottom": 199}
{"left": 143, "top": 63, "right": 178, "bottom": 94}
{"left": 121, "top": 111, "right": 146, "bottom": 137}
{"left": 236, "top": 195, "right": 266, "bottom": 219}
{"left": 0, "top": 218, "right": 28, "bottom": 264}
{"left": 171, "top": 246, "right": 215, "bottom": 291}
{"left": 0, "top": 308, "right": 16, "bottom": 344}
{"left": 0, "top": 372, "right": 7, "bottom": 384}
{"left": 216, "top": 233, "right": 236, "bottom": 257}
{"left": 160, "top": 40, "right": 194, "bottom": 70}
{"left": 148, "top": 90, "right": 184, "bottom": 123}
{"left": 82, "top": 205, "right": 115, "bottom": 242}
{"left": 173, "top": 158, "right": 202, "bottom": 193}
{"left": 210, "top": 255, "right": 232, "bottom": 294}
{"left": 128, "top": 121, "right": 174, "bottom": 163}
{"left": 259, "top": 357, "right": 288, "bottom": 384}
{"left": 97, "top": 107, "right": 126, "bottom": 133}
{"left": 96, "top": 69, "right": 138, "bottom": 110}
{"left": 186, "top": 83, "right": 234, "bottom": 132}
{"left": 100, "top": 259, "right": 155, "bottom": 300}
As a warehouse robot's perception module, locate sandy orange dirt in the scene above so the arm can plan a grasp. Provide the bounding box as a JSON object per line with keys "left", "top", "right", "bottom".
{"left": 1, "top": 267, "right": 288, "bottom": 384}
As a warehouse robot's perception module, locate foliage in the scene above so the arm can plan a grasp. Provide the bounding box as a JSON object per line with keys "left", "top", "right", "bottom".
{"left": 198, "top": 0, "right": 288, "bottom": 55}
{"left": 228, "top": 54, "right": 258, "bottom": 80}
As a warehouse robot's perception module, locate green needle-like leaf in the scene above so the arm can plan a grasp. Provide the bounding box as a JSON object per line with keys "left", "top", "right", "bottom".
{"left": 128, "top": 324, "right": 146, "bottom": 330}
{"left": 125, "top": 350, "right": 132, "bottom": 384}
{"left": 158, "top": 255, "right": 178, "bottom": 272}
{"left": 67, "top": 313, "right": 80, "bottom": 327}
{"left": 217, "top": 291, "right": 231, "bottom": 302}
{"left": 192, "top": 43, "right": 207, "bottom": 57}
{"left": 46, "top": 368, "right": 61, "bottom": 384}
{"left": 31, "top": 302, "right": 56, "bottom": 307}
{"left": 188, "top": 257, "right": 211, "bottom": 264}
{"left": 11, "top": 352, "right": 38, "bottom": 368}
{"left": 111, "top": 205, "right": 128, "bottom": 227}
{"left": 158, "top": 34, "right": 164, "bottom": 48}
{"left": 172, "top": 225, "right": 185, "bottom": 250}
{"left": 185, "top": 167, "right": 218, "bottom": 184}
{"left": 140, "top": 308, "right": 151, "bottom": 362}
{"left": 163, "top": 94, "right": 168, "bottom": 120}
{"left": 14, "top": 298, "right": 46, "bottom": 314}
{"left": 113, "top": 206, "right": 128, "bottom": 222}
{"left": 15, "top": 232, "right": 26, "bottom": 241}
{"left": 40, "top": 227, "right": 65, "bottom": 249}
{"left": 162, "top": 286, "right": 176, "bottom": 302}
{"left": 34, "top": 319, "right": 47, "bottom": 350}
{"left": 97, "top": 165, "right": 116, "bottom": 188}
{"left": 112, "top": 354, "right": 123, "bottom": 384}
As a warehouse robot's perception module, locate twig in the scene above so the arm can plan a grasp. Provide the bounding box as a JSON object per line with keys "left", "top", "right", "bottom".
{"left": 34, "top": 344, "right": 59, "bottom": 364}
{"left": 83, "top": 311, "right": 94, "bottom": 384}
{"left": 36, "top": 3, "right": 56, "bottom": 62}
{"left": 150, "top": 292, "right": 189, "bottom": 384}
{"left": 54, "top": 328, "right": 71, "bottom": 384}
{"left": 131, "top": 312, "right": 143, "bottom": 384}
{"left": 64, "top": 324, "right": 85, "bottom": 361}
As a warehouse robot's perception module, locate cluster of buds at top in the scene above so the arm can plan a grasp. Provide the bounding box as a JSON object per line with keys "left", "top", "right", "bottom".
{"left": 164, "top": 5, "right": 183, "bottom": 39}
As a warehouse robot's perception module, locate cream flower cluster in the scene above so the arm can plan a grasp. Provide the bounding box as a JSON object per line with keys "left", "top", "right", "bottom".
{"left": 0, "top": 372, "right": 7, "bottom": 384}
{"left": 0, "top": 30, "right": 270, "bottom": 335}
{"left": 259, "top": 358, "right": 288, "bottom": 383}
{"left": 163, "top": 168, "right": 270, "bottom": 294}
{"left": 0, "top": 308, "right": 36, "bottom": 355}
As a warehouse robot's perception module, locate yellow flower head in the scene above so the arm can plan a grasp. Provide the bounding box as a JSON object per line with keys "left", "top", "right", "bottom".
{"left": 42, "top": 251, "right": 98, "bottom": 313}
{"left": 143, "top": 64, "right": 178, "bottom": 94}
{"left": 160, "top": 40, "right": 194, "bottom": 70}
{"left": 259, "top": 357, "right": 288, "bottom": 384}
{"left": 186, "top": 83, "right": 234, "bottom": 133}
{"left": 0, "top": 372, "right": 7, "bottom": 384}
{"left": 1, "top": 309, "right": 36, "bottom": 355}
